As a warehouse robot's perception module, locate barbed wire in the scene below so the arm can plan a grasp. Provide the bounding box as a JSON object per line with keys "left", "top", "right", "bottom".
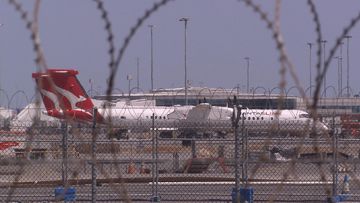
{"left": 8, "top": 0, "right": 47, "bottom": 71}
{"left": 306, "top": 0, "right": 323, "bottom": 109}
{"left": 239, "top": 1, "right": 335, "bottom": 200}
{"left": 3, "top": 1, "right": 360, "bottom": 202}
{"left": 93, "top": 0, "right": 115, "bottom": 77}
{"left": 91, "top": 1, "right": 132, "bottom": 201}
{"left": 240, "top": 0, "right": 309, "bottom": 109}
{"left": 317, "top": 11, "right": 360, "bottom": 106}
{"left": 1, "top": 85, "right": 360, "bottom": 111}
{"left": 6, "top": 1, "right": 44, "bottom": 201}
{"left": 108, "top": 0, "right": 173, "bottom": 101}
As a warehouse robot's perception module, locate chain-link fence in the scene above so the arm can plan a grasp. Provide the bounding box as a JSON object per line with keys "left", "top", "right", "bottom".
{"left": 3, "top": 0, "right": 360, "bottom": 202}
{"left": 0, "top": 111, "right": 358, "bottom": 202}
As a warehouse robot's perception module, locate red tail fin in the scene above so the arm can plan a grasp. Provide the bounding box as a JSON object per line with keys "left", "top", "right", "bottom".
{"left": 32, "top": 69, "right": 99, "bottom": 122}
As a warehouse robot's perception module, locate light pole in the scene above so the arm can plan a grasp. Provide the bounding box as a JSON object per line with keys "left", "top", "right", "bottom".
{"left": 307, "top": 42, "right": 313, "bottom": 96}
{"left": 321, "top": 40, "right": 327, "bottom": 97}
{"left": 179, "top": 17, "right": 189, "bottom": 105}
{"left": 339, "top": 41, "right": 344, "bottom": 95}
{"left": 244, "top": 57, "right": 250, "bottom": 93}
{"left": 148, "top": 25, "right": 154, "bottom": 91}
{"left": 344, "top": 35, "right": 352, "bottom": 97}
{"left": 334, "top": 56, "right": 340, "bottom": 96}
{"left": 127, "top": 74, "right": 132, "bottom": 97}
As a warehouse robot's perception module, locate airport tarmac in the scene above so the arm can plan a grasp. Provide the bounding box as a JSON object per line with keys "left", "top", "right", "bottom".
{"left": 0, "top": 132, "right": 359, "bottom": 202}
{"left": 0, "top": 159, "right": 358, "bottom": 202}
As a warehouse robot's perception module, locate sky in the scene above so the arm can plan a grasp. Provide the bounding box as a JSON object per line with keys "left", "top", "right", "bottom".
{"left": 1, "top": 0, "right": 360, "bottom": 108}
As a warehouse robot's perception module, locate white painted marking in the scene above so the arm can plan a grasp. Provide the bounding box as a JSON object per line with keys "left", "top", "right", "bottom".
{"left": 52, "top": 83, "right": 86, "bottom": 109}
{"left": 149, "top": 181, "right": 332, "bottom": 185}
{"left": 40, "top": 89, "right": 60, "bottom": 109}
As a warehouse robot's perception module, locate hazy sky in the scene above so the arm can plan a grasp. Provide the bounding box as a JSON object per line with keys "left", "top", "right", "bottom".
{"left": 1, "top": 0, "right": 360, "bottom": 107}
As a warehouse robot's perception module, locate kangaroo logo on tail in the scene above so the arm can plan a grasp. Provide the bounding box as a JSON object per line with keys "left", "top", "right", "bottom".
{"left": 32, "top": 69, "right": 102, "bottom": 122}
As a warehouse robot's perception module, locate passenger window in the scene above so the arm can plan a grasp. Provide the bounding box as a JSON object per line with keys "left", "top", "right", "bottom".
{"left": 299, "top": 114, "right": 310, "bottom": 118}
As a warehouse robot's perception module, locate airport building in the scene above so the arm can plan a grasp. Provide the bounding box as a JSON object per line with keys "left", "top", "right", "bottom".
{"left": 94, "top": 87, "right": 360, "bottom": 117}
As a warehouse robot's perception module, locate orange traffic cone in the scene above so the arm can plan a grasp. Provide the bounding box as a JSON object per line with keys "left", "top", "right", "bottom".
{"left": 140, "top": 162, "right": 146, "bottom": 174}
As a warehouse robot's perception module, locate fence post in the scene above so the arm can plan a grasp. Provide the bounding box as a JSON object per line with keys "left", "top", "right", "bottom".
{"left": 151, "top": 113, "right": 160, "bottom": 202}
{"left": 330, "top": 115, "right": 338, "bottom": 197}
{"left": 331, "top": 115, "right": 338, "bottom": 198}
{"left": 173, "top": 152, "right": 179, "bottom": 172}
{"left": 242, "top": 128, "right": 248, "bottom": 187}
{"left": 151, "top": 113, "right": 155, "bottom": 199}
{"left": 91, "top": 107, "right": 98, "bottom": 203}
{"left": 191, "top": 135, "right": 196, "bottom": 158}
{"left": 155, "top": 122, "right": 159, "bottom": 201}
{"left": 61, "top": 121, "right": 68, "bottom": 188}
{"left": 232, "top": 103, "right": 242, "bottom": 203}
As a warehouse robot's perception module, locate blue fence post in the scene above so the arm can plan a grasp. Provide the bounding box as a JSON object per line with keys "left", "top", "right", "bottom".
{"left": 232, "top": 187, "right": 254, "bottom": 203}
{"left": 55, "top": 186, "right": 76, "bottom": 202}
{"left": 55, "top": 122, "right": 77, "bottom": 202}
{"left": 240, "top": 187, "right": 253, "bottom": 203}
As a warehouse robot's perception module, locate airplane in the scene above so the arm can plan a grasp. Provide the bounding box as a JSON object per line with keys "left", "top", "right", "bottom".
{"left": 32, "top": 69, "right": 328, "bottom": 138}
{"left": 0, "top": 107, "right": 16, "bottom": 131}
{"left": 9, "top": 102, "right": 61, "bottom": 134}
{"left": 32, "top": 69, "right": 196, "bottom": 138}
{"left": 32, "top": 69, "right": 172, "bottom": 122}
{"left": 176, "top": 106, "right": 329, "bottom": 139}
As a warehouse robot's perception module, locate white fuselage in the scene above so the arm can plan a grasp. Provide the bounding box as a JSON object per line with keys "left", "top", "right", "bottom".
{"left": 92, "top": 102, "right": 328, "bottom": 136}
{"left": 238, "top": 109, "right": 328, "bottom": 136}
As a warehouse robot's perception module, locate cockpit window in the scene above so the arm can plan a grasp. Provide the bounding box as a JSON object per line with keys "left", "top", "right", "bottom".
{"left": 299, "top": 114, "right": 310, "bottom": 118}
